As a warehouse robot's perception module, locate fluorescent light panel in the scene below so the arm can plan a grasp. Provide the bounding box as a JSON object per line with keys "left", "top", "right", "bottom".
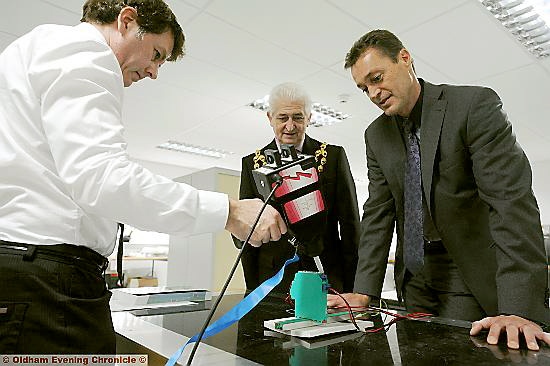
{"left": 248, "top": 96, "right": 350, "bottom": 127}
{"left": 157, "top": 141, "right": 232, "bottom": 159}
{"left": 481, "top": 0, "right": 550, "bottom": 58}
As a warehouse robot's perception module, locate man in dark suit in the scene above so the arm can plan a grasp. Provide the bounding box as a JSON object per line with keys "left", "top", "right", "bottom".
{"left": 235, "top": 82, "right": 360, "bottom": 294}
{"left": 327, "top": 30, "right": 550, "bottom": 350}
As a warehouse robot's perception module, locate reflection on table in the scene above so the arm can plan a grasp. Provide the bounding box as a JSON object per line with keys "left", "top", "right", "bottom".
{"left": 133, "top": 294, "right": 550, "bottom": 365}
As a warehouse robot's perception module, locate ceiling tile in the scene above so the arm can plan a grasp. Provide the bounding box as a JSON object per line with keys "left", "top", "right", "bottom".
{"left": 122, "top": 79, "right": 236, "bottom": 143}
{"left": 40, "top": 0, "right": 80, "bottom": 15}
{"left": 172, "top": 107, "right": 274, "bottom": 153}
{"left": 401, "top": 2, "right": 535, "bottom": 83}
{"left": 131, "top": 107, "right": 276, "bottom": 172}
{"left": 514, "top": 133, "right": 550, "bottom": 163}
{"left": 42, "top": 0, "right": 204, "bottom": 26}
{"left": 130, "top": 144, "right": 235, "bottom": 171}
{"left": 0, "top": 32, "right": 16, "bottom": 52}
{"left": 329, "top": 49, "right": 459, "bottom": 85}
{"left": 162, "top": 0, "right": 204, "bottom": 25}
{"left": 182, "top": 12, "right": 323, "bottom": 84}
{"left": 299, "top": 69, "right": 379, "bottom": 131}
{"left": 326, "top": 0, "right": 470, "bottom": 32}
{"left": 413, "top": 58, "right": 458, "bottom": 84}
{"left": 540, "top": 57, "right": 550, "bottom": 74}
{"left": 531, "top": 161, "right": 550, "bottom": 223}
{"left": 4, "top": 1, "right": 76, "bottom": 37}
{"left": 179, "top": 0, "right": 212, "bottom": 11}
{"left": 299, "top": 69, "right": 363, "bottom": 111}
{"left": 476, "top": 63, "right": 550, "bottom": 155}
{"left": 159, "top": 56, "right": 268, "bottom": 105}
{"left": 204, "top": 0, "right": 367, "bottom": 66}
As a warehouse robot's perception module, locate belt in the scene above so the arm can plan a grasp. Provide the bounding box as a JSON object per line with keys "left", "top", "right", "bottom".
{"left": 0, "top": 240, "right": 109, "bottom": 273}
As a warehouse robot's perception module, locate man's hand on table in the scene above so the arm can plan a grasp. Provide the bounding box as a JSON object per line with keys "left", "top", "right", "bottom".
{"left": 327, "top": 293, "right": 370, "bottom": 309}
{"left": 470, "top": 315, "right": 550, "bottom": 351}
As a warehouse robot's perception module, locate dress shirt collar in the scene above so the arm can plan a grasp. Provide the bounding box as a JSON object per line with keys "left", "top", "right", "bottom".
{"left": 274, "top": 136, "right": 305, "bottom": 153}
{"left": 408, "top": 79, "right": 424, "bottom": 130}
{"left": 397, "top": 79, "right": 424, "bottom": 133}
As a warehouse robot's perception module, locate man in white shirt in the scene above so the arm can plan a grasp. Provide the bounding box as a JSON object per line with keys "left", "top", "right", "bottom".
{"left": 0, "top": 0, "right": 285, "bottom": 353}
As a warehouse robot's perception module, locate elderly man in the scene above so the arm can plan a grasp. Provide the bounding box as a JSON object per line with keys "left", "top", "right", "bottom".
{"left": 235, "top": 82, "right": 360, "bottom": 294}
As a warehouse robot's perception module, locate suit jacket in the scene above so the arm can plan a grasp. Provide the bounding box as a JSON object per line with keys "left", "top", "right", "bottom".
{"left": 354, "top": 80, "right": 549, "bottom": 325}
{"left": 235, "top": 135, "right": 360, "bottom": 293}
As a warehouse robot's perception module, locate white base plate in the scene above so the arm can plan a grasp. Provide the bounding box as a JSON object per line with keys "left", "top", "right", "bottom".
{"left": 264, "top": 316, "right": 373, "bottom": 338}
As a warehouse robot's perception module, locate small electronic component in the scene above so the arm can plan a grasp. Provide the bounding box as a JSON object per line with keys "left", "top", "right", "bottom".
{"left": 252, "top": 144, "right": 325, "bottom": 229}
{"left": 289, "top": 271, "right": 329, "bottom": 323}
{"left": 266, "top": 270, "right": 374, "bottom": 337}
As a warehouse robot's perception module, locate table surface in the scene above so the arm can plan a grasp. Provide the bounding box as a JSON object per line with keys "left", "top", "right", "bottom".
{"left": 133, "top": 294, "right": 550, "bottom": 365}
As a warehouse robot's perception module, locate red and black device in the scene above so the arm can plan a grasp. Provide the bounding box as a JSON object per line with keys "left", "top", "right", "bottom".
{"left": 252, "top": 144, "right": 326, "bottom": 237}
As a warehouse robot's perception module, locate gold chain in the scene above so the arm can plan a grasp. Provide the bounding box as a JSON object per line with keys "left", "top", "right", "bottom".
{"left": 253, "top": 149, "right": 266, "bottom": 169}
{"left": 314, "top": 142, "right": 328, "bottom": 173}
{"left": 252, "top": 143, "right": 328, "bottom": 172}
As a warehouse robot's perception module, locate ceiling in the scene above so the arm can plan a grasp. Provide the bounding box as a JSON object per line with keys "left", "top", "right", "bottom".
{"left": 3, "top": 0, "right": 550, "bottom": 220}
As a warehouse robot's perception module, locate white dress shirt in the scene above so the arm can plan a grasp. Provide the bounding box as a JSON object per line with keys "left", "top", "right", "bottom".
{"left": 0, "top": 23, "right": 228, "bottom": 256}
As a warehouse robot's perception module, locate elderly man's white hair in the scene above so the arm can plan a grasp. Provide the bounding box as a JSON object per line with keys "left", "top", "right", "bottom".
{"left": 268, "top": 82, "right": 312, "bottom": 115}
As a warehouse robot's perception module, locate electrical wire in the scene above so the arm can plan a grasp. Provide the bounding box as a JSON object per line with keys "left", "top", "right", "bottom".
{"left": 379, "top": 298, "right": 389, "bottom": 324}
{"left": 363, "top": 306, "right": 432, "bottom": 333}
{"left": 186, "top": 179, "right": 283, "bottom": 365}
{"left": 328, "top": 288, "right": 362, "bottom": 331}
{"left": 326, "top": 290, "right": 432, "bottom": 334}
{"left": 284, "top": 293, "right": 294, "bottom": 307}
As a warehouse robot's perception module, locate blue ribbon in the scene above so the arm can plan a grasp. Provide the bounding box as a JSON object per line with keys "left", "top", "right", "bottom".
{"left": 166, "top": 252, "right": 300, "bottom": 366}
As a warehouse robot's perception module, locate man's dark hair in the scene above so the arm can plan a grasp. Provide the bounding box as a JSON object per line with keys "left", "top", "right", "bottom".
{"left": 344, "top": 29, "right": 405, "bottom": 69}
{"left": 81, "top": 0, "right": 185, "bottom": 61}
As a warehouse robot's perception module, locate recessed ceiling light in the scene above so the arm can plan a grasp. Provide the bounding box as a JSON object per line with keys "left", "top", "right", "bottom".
{"left": 157, "top": 141, "right": 233, "bottom": 159}
{"left": 247, "top": 96, "right": 351, "bottom": 127}
{"left": 481, "top": 0, "right": 550, "bottom": 58}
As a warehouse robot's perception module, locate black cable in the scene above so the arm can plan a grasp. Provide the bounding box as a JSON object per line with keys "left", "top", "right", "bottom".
{"left": 116, "top": 223, "right": 125, "bottom": 287}
{"left": 329, "top": 288, "right": 361, "bottom": 331}
{"left": 186, "top": 179, "right": 283, "bottom": 365}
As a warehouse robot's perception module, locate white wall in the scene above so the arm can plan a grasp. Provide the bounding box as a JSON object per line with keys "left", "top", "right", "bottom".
{"left": 532, "top": 160, "right": 550, "bottom": 225}
{"left": 131, "top": 158, "right": 197, "bottom": 179}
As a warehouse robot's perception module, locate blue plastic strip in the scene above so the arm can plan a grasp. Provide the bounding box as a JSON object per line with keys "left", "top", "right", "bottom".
{"left": 165, "top": 252, "right": 299, "bottom": 366}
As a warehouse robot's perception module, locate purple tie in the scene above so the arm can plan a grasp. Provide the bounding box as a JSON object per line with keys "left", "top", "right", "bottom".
{"left": 403, "top": 119, "right": 424, "bottom": 274}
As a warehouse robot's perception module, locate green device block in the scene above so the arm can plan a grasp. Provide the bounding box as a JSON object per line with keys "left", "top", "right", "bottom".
{"left": 290, "top": 346, "right": 327, "bottom": 365}
{"left": 290, "top": 271, "right": 328, "bottom": 323}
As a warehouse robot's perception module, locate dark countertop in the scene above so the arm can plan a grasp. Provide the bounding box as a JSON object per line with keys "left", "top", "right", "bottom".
{"left": 135, "top": 294, "right": 550, "bottom": 365}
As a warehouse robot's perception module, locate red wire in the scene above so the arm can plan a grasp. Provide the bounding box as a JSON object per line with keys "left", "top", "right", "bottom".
{"left": 364, "top": 308, "right": 433, "bottom": 333}
{"left": 327, "top": 290, "right": 432, "bottom": 334}
{"left": 330, "top": 305, "right": 370, "bottom": 310}
{"left": 289, "top": 286, "right": 432, "bottom": 334}
{"left": 284, "top": 293, "right": 294, "bottom": 306}
{"left": 328, "top": 288, "right": 361, "bottom": 331}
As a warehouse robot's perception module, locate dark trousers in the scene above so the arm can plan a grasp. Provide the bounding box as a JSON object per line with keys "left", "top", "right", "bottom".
{"left": 403, "top": 242, "right": 486, "bottom": 321}
{"left": 0, "top": 242, "right": 115, "bottom": 353}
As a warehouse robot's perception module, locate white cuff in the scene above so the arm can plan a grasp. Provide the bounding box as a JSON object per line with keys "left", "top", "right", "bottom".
{"left": 193, "top": 190, "right": 229, "bottom": 234}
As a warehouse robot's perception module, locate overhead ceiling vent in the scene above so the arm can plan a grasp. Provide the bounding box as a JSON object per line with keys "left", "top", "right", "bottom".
{"left": 481, "top": 0, "right": 550, "bottom": 58}
{"left": 248, "top": 95, "right": 351, "bottom": 127}
{"left": 157, "top": 141, "right": 233, "bottom": 159}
